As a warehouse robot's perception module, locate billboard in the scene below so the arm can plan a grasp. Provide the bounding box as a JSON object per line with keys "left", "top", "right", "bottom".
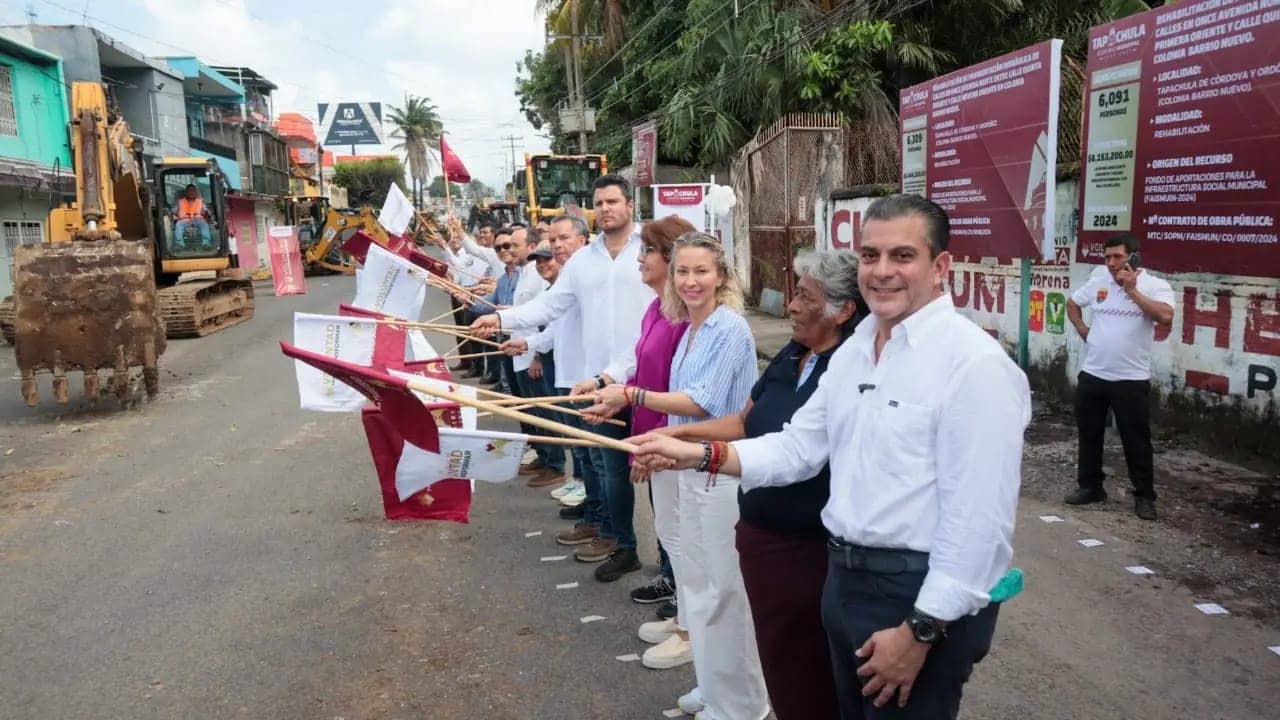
{"left": 632, "top": 119, "right": 657, "bottom": 187}
{"left": 1078, "top": 0, "right": 1280, "bottom": 277}
{"left": 317, "top": 102, "right": 385, "bottom": 146}
{"left": 899, "top": 39, "right": 1063, "bottom": 260}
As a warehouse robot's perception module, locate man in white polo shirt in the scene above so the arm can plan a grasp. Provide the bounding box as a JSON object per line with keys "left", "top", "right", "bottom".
{"left": 1066, "top": 233, "right": 1175, "bottom": 521}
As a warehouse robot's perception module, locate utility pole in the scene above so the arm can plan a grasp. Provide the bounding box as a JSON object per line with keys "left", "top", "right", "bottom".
{"left": 546, "top": 3, "right": 601, "bottom": 154}
{"left": 569, "top": 0, "right": 587, "bottom": 153}
{"left": 500, "top": 134, "right": 522, "bottom": 197}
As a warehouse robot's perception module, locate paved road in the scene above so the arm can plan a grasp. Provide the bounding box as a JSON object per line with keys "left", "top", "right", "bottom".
{"left": 0, "top": 277, "right": 1276, "bottom": 719}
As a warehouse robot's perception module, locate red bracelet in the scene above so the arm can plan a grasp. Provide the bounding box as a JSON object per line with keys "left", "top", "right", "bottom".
{"left": 705, "top": 440, "right": 724, "bottom": 489}
{"left": 624, "top": 386, "right": 634, "bottom": 406}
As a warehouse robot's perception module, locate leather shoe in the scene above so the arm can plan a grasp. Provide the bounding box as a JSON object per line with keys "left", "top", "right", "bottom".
{"left": 1064, "top": 487, "right": 1107, "bottom": 505}
{"left": 1134, "top": 497, "right": 1157, "bottom": 521}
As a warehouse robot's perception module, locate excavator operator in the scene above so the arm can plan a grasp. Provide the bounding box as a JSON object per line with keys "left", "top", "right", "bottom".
{"left": 173, "top": 184, "right": 212, "bottom": 247}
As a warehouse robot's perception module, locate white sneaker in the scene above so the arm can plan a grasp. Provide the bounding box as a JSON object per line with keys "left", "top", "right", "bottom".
{"left": 559, "top": 484, "right": 587, "bottom": 507}
{"left": 550, "top": 479, "right": 579, "bottom": 499}
{"left": 521, "top": 448, "right": 538, "bottom": 465}
{"left": 642, "top": 633, "right": 692, "bottom": 669}
{"left": 678, "top": 687, "right": 705, "bottom": 714}
{"left": 638, "top": 617, "right": 679, "bottom": 644}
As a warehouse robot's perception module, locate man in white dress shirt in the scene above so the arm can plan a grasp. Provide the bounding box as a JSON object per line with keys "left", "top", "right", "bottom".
{"left": 632, "top": 194, "right": 1031, "bottom": 719}
{"left": 472, "top": 175, "right": 654, "bottom": 583}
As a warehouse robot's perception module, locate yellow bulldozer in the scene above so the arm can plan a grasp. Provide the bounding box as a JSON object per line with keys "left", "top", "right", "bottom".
{"left": 518, "top": 152, "right": 607, "bottom": 230}
{"left": 3, "top": 82, "right": 253, "bottom": 406}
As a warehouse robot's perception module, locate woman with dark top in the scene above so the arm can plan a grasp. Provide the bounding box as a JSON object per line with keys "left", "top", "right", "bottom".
{"left": 646, "top": 249, "right": 866, "bottom": 719}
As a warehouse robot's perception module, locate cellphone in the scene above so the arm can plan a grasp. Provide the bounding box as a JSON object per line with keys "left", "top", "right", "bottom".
{"left": 1127, "top": 250, "right": 1141, "bottom": 270}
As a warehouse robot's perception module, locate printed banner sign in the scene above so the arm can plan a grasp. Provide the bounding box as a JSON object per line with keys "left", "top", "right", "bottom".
{"left": 268, "top": 225, "right": 307, "bottom": 296}
{"left": 653, "top": 184, "right": 709, "bottom": 231}
{"left": 1077, "top": 0, "right": 1280, "bottom": 277}
{"left": 317, "top": 102, "right": 385, "bottom": 146}
{"left": 899, "top": 39, "right": 1063, "bottom": 259}
{"left": 632, "top": 120, "right": 658, "bottom": 187}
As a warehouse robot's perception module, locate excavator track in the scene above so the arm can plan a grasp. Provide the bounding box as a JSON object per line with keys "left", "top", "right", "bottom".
{"left": 0, "top": 296, "right": 14, "bottom": 346}
{"left": 158, "top": 277, "right": 255, "bottom": 338}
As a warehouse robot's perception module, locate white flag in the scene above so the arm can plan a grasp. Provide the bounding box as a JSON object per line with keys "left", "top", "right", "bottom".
{"left": 353, "top": 244, "right": 428, "bottom": 320}
{"left": 407, "top": 329, "right": 440, "bottom": 362}
{"left": 388, "top": 369, "right": 477, "bottom": 430}
{"left": 292, "top": 312, "right": 378, "bottom": 411}
{"left": 395, "top": 428, "right": 528, "bottom": 500}
{"left": 379, "top": 183, "right": 414, "bottom": 236}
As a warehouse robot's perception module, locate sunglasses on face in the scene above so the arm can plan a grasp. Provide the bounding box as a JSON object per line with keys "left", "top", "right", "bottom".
{"left": 495, "top": 243, "right": 512, "bottom": 251}
{"left": 640, "top": 245, "right": 668, "bottom": 259}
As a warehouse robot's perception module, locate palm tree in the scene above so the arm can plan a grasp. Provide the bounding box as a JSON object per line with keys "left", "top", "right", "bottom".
{"left": 388, "top": 95, "right": 443, "bottom": 208}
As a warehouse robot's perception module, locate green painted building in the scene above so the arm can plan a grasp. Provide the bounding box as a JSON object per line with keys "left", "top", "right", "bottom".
{"left": 0, "top": 34, "right": 73, "bottom": 299}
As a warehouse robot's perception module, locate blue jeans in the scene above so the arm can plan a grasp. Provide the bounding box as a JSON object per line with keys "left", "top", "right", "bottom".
{"left": 515, "top": 367, "right": 565, "bottom": 473}
{"left": 556, "top": 384, "right": 607, "bottom": 530}
{"left": 588, "top": 411, "right": 635, "bottom": 550}
{"left": 174, "top": 218, "right": 211, "bottom": 247}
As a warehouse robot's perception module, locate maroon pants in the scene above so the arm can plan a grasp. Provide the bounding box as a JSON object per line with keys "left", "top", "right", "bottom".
{"left": 736, "top": 521, "right": 841, "bottom": 720}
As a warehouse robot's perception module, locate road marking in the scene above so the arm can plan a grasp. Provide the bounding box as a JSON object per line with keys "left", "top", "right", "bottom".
{"left": 579, "top": 615, "right": 606, "bottom": 623}
{"left": 1078, "top": 538, "right": 1104, "bottom": 548}
{"left": 524, "top": 531, "right": 543, "bottom": 538}
{"left": 615, "top": 653, "right": 640, "bottom": 662}
{"left": 1194, "top": 602, "right": 1228, "bottom": 615}
{"left": 540, "top": 555, "right": 567, "bottom": 562}
{"left": 1268, "top": 646, "right": 1280, "bottom": 657}
{"left": 1125, "top": 566, "right": 1155, "bottom": 575}
{"left": 556, "top": 582, "right": 579, "bottom": 590}
{"left": 1039, "top": 515, "right": 1064, "bottom": 523}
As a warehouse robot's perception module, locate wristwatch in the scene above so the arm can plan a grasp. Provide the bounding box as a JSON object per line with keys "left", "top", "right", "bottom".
{"left": 906, "top": 610, "right": 948, "bottom": 645}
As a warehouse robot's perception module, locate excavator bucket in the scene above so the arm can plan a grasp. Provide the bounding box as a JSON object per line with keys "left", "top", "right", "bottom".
{"left": 12, "top": 240, "right": 166, "bottom": 406}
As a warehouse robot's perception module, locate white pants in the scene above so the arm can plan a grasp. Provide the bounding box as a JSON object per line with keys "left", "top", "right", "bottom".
{"left": 651, "top": 470, "right": 688, "bottom": 633}
{"left": 674, "top": 470, "right": 769, "bottom": 720}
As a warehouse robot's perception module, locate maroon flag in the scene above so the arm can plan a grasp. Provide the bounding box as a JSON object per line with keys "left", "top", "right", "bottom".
{"left": 281, "top": 341, "right": 473, "bottom": 522}
{"left": 362, "top": 408, "right": 472, "bottom": 523}
{"left": 441, "top": 136, "right": 472, "bottom": 184}
{"left": 341, "top": 230, "right": 450, "bottom": 277}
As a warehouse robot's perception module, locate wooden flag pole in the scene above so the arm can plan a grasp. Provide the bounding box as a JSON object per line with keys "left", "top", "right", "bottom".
{"left": 425, "top": 307, "right": 460, "bottom": 324}
{"left": 469, "top": 385, "right": 623, "bottom": 427}
{"left": 406, "top": 377, "right": 637, "bottom": 453}
{"left": 487, "top": 395, "right": 596, "bottom": 407}
{"left": 443, "top": 350, "right": 505, "bottom": 362}
{"left": 366, "top": 318, "right": 504, "bottom": 350}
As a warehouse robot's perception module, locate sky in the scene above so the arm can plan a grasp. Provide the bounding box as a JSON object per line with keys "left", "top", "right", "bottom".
{"left": 0, "top": 0, "right": 556, "bottom": 191}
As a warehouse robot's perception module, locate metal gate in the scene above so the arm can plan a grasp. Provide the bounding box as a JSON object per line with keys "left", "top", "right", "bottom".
{"left": 736, "top": 113, "right": 846, "bottom": 313}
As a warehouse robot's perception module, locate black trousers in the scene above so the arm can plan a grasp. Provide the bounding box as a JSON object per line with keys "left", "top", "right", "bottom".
{"left": 821, "top": 557, "right": 999, "bottom": 720}
{"left": 1075, "top": 371, "right": 1156, "bottom": 500}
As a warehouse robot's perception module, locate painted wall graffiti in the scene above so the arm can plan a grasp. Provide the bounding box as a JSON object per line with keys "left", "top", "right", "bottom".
{"left": 815, "top": 179, "right": 1279, "bottom": 420}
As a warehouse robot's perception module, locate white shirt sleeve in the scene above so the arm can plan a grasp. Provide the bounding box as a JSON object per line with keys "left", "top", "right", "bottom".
{"left": 914, "top": 354, "right": 1030, "bottom": 621}
{"left": 1143, "top": 274, "right": 1176, "bottom": 307}
{"left": 600, "top": 324, "right": 642, "bottom": 384}
{"left": 499, "top": 260, "right": 579, "bottom": 331}
{"left": 528, "top": 326, "right": 554, "bottom": 354}
{"left": 732, "top": 367, "right": 833, "bottom": 491}
{"left": 461, "top": 232, "right": 504, "bottom": 276}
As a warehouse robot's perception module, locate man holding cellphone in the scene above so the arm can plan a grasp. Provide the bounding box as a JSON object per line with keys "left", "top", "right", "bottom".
{"left": 1066, "top": 233, "right": 1175, "bottom": 520}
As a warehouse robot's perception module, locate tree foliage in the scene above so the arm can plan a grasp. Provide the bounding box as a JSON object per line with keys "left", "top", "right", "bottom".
{"left": 331, "top": 158, "right": 406, "bottom": 208}
{"left": 517, "top": 0, "right": 1166, "bottom": 171}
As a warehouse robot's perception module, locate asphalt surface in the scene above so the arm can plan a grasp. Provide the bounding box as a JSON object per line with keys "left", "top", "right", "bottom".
{"left": 0, "top": 276, "right": 1277, "bottom": 720}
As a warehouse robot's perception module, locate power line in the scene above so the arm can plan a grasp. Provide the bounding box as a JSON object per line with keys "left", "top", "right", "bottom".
{"left": 574, "top": 0, "right": 679, "bottom": 91}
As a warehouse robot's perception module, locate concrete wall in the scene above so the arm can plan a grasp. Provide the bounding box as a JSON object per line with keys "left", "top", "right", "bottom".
{"left": 0, "top": 42, "right": 71, "bottom": 167}
{"left": 0, "top": 186, "right": 62, "bottom": 298}
{"left": 815, "top": 178, "right": 1280, "bottom": 457}
{"left": 0, "top": 26, "right": 189, "bottom": 158}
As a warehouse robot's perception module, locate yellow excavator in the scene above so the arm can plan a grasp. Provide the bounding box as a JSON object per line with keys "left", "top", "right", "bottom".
{"left": 5, "top": 82, "right": 253, "bottom": 406}
{"left": 299, "top": 204, "right": 445, "bottom": 275}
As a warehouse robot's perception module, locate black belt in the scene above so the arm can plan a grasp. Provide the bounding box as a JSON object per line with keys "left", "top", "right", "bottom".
{"left": 827, "top": 538, "right": 930, "bottom": 573}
